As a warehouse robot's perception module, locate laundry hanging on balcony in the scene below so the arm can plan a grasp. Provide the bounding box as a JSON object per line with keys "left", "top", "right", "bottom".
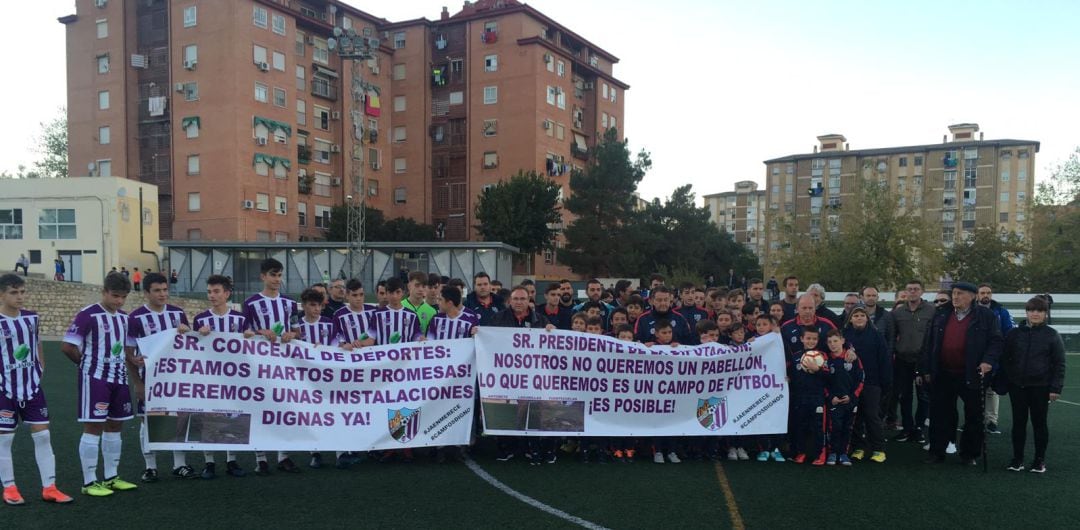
{"left": 149, "top": 96, "right": 167, "bottom": 116}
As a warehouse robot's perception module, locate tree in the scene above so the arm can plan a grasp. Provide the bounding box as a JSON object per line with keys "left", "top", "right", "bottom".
{"left": 944, "top": 226, "right": 1028, "bottom": 291}
{"left": 474, "top": 170, "right": 562, "bottom": 259}
{"left": 560, "top": 128, "right": 652, "bottom": 277}
{"left": 774, "top": 181, "right": 942, "bottom": 291}
{"left": 1028, "top": 146, "right": 1080, "bottom": 291}
{"left": 326, "top": 205, "right": 435, "bottom": 242}
{"left": 33, "top": 108, "right": 67, "bottom": 179}
{"left": 625, "top": 185, "right": 760, "bottom": 279}
{"left": 0, "top": 164, "right": 41, "bottom": 179}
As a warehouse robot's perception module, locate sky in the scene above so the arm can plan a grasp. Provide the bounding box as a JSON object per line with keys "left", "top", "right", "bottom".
{"left": 5, "top": 0, "right": 1078, "bottom": 202}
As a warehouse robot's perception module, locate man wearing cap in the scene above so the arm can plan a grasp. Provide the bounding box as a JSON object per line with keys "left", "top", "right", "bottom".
{"left": 919, "top": 281, "right": 1003, "bottom": 465}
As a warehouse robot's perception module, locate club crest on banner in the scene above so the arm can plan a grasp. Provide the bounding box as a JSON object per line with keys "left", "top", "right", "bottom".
{"left": 388, "top": 407, "right": 421, "bottom": 443}
{"left": 696, "top": 396, "right": 727, "bottom": 431}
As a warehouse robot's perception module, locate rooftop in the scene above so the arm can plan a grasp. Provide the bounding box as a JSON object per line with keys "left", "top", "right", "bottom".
{"left": 764, "top": 138, "right": 1041, "bottom": 164}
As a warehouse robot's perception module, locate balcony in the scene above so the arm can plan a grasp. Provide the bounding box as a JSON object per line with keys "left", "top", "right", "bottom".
{"left": 298, "top": 175, "right": 312, "bottom": 195}
{"left": 297, "top": 145, "right": 311, "bottom": 165}
{"left": 570, "top": 142, "right": 589, "bottom": 161}
{"left": 311, "top": 77, "right": 337, "bottom": 101}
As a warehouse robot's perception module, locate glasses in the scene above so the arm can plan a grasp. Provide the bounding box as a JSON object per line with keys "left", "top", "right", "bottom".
{"left": 935, "top": 299, "right": 949, "bottom": 304}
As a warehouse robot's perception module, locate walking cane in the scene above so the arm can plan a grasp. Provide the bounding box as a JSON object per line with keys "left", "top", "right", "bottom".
{"left": 979, "top": 372, "right": 989, "bottom": 473}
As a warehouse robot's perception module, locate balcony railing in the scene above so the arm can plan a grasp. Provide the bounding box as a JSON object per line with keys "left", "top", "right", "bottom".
{"left": 298, "top": 177, "right": 312, "bottom": 195}
{"left": 311, "top": 78, "right": 337, "bottom": 100}
{"left": 297, "top": 145, "right": 312, "bottom": 165}
{"left": 570, "top": 142, "right": 589, "bottom": 161}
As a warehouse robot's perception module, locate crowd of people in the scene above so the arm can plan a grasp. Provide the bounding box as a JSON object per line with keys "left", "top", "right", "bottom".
{"left": 0, "top": 264, "right": 1068, "bottom": 505}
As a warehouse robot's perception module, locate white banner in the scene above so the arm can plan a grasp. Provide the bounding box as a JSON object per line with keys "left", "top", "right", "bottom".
{"left": 475, "top": 329, "right": 788, "bottom": 437}
{"left": 137, "top": 332, "right": 476, "bottom": 451}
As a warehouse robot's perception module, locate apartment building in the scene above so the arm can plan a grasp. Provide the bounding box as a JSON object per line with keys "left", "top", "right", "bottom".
{"left": 60, "top": 0, "right": 627, "bottom": 279}
{"left": 703, "top": 181, "right": 766, "bottom": 265}
{"left": 761, "top": 124, "right": 1038, "bottom": 276}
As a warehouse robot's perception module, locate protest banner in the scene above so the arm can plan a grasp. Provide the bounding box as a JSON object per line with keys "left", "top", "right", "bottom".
{"left": 475, "top": 329, "right": 788, "bottom": 437}
{"left": 136, "top": 332, "right": 476, "bottom": 452}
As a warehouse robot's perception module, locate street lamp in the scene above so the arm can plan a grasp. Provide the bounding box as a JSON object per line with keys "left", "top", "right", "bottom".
{"left": 327, "top": 19, "right": 379, "bottom": 280}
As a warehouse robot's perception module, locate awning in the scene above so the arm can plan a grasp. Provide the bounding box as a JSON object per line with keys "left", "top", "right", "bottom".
{"left": 180, "top": 116, "right": 200, "bottom": 129}
{"left": 313, "top": 65, "right": 339, "bottom": 78}
{"left": 573, "top": 133, "right": 588, "bottom": 150}
{"left": 253, "top": 153, "right": 275, "bottom": 167}
{"left": 253, "top": 116, "right": 292, "bottom": 137}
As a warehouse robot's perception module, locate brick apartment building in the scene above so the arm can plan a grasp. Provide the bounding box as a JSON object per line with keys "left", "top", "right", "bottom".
{"left": 61, "top": 0, "right": 627, "bottom": 279}
{"left": 761, "top": 123, "right": 1038, "bottom": 276}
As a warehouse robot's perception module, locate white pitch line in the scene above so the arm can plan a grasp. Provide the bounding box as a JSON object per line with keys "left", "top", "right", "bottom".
{"left": 1055, "top": 399, "right": 1080, "bottom": 406}
{"left": 463, "top": 456, "right": 610, "bottom": 530}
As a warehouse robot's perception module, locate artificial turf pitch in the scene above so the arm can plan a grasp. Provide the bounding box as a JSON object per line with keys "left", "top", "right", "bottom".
{"left": 5, "top": 344, "right": 1079, "bottom": 529}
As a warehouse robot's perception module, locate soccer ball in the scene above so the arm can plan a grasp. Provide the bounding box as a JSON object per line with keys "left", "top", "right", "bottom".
{"left": 800, "top": 350, "right": 825, "bottom": 372}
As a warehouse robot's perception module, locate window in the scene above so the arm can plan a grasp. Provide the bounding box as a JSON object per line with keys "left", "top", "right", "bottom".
{"left": 914, "top": 156, "right": 923, "bottom": 166}
{"left": 295, "top": 65, "right": 305, "bottom": 90}
{"left": 555, "top": 124, "right": 564, "bottom": 141}
{"left": 393, "top": 95, "right": 406, "bottom": 112}
{"left": 483, "top": 86, "right": 497, "bottom": 104}
{"left": 482, "top": 119, "right": 497, "bottom": 137}
{"left": 393, "top": 126, "right": 406, "bottom": 142}
{"left": 97, "top": 54, "right": 109, "bottom": 74}
{"left": 1000, "top": 192, "right": 1009, "bottom": 203}
{"left": 313, "top": 172, "right": 332, "bottom": 197}
{"left": 546, "top": 86, "right": 556, "bottom": 105}
{"left": 0, "top": 209, "right": 23, "bottom": 240}
{"left": 899, "top": 156, "right": 907, "bottom": 167}
{"left": 368, "top": 179, "right": 379, "bottom": 197}
{"left": 1001, "top": 169, "right": 1010, "bottom": 182}
{"left": 274, "top": 160, "right": 287, "bottom": 178}
{"left": 315, "top": 205, "right": 331, "bottom": 228}
{"left": 255, "top": 82, "right": 268, "bottom": 103}
{"left": 253, "top": 6, "right": 268, "bottom": 28}
{"left": 557, "top": 89, "right": 566, "bottom": 109}
{"left": 944, "top": 170, "right": 957, "bottom": 189}
{"left": 96, "top": 19, "right": 108, "bottom": 39}
{"left": 1018, "top": 168, "right": 1027, "bottom": 181}
{"left": 557, "top": 60, "right": 565, "bottom": 77}
{"left": 1000, "top": 212, "right": 1009, "bottom": 222}
{"left": 1017, "top": 211, "right": 1026, "bottom": 221}
{"left": 183, "top": 6, "right": 197, "bottom": 27}
{"left": 964, "top": 165, "right": 977, "bottom": 188}
{"left": 256, "top": 231, "right": 271, "bottom": 242}
{"left": 610, "top": 87, "right": 617, "bottom": 102}
{"left": 602, "top": 83, "right": 608, "bottom": 99}
{"left": 392, "top": 63, "right": 406, "bottom": 80}
{"left": 275, "top": 196, "right": 287, "bottom": 214}
{"left": 296, "top": 99, "right": 306, "bottom": 126}
{"left": 272, "top": 51, "right": 285, "bottom": 71}
{"left": 942, "top": 226, "right": 955, "bottom": 244}
{"left": 1017, "top": 191, "right": 1026, "bottom": 202}
{"left": 295, "top": 31, "right": 305, "bottom": 55}
{"left": 394, "top": 158, "right": 406, "bottom": 173}
{"left": 449, "top": 91, "right": 464, "bottom": 105}
{"left": 393, "top": 31, "right": 406, "bottom": 49}
{"left": 98, "top": 126, "right": 110, "bottom": 145}
{"left": 184, "top": 44, "right": 198, "bottom": 64}
{"left": 253, "top": 45, "right": 267, "bottom": 65}
{"left": 98, "top": 90, "right": 109, "bottom": 110}
{"left": 942, "top": 210, "right": 956, "bottom": 222}
{"left": 184, "top": 82, "right": 198, "bottom": 101}
{"left": 368, "top": 148, "right": 380, "bottom": 168}
{"left": 188, "top": 229, "right": 202, "bottom": 240}
{"left": 187, "top": 192, "right": 201, "bottom": 212}
{"left": 483, "top": 152, "right": 498, "bottom": 169}
{"left": 313, "top": 139, "right": 331, "bottom": 164}
{"left": 610, "top": 116, "right": 616, "bottom": 129}
{"left": 601, "top": 113, "right": 608, "bottom": 128}
{"left": 312, "top": 38, "right": 328, "bottom": 64}
{"left": 1018, "top": 149, "right": 1030, "bottom": 159}
{"left": 255, "top": 157, "right": 269, "bottom": 176}
{"left": 187, "top": 154, "right": 199, "bottom": 175}
{"left": 485, "top": 54, "right": 498, "bottom": 72}
{"left": 274, "top": 232, "right": 288, "bottom": 242}
{"left": 255, "top": 193, "right": 269, "bottom": 211}
{"left": 272, "top": 14, "right": 286, "bottom": 35}
{"left": 297, "top": 202, "right": 307, "bottom": 226}
{"left": 394, "top": 187, "right": 407, "bottom": 204}
{"left": 38, "top": 209, "right": 76, "bottom": 240}
{"left": 185, "top": 120, "right": 199, "bottom": 138}
{"left": 964, "top": 147, "right": 978, "bottom": 160}
{"left": 314, "top": 105, "right": 329, "bottom": 130}
{"left": 273, "top": 87, "right": 286, "bottom": 107}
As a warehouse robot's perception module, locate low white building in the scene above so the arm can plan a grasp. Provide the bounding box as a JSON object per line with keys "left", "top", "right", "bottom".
{"left": 0, "top": 176, "right": 161, "bottom": 284}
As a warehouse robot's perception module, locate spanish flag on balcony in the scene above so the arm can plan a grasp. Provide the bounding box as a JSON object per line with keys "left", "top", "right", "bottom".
{"left": 365, "top": 90, "right": 381, "bottom": 117}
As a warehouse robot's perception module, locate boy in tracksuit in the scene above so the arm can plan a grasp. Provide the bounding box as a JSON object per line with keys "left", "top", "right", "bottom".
{"left": 824, "top": 329, "right": 864, "bottom": 466}
{"left": 788, "top": 326, "right": 829, "bottom": 465}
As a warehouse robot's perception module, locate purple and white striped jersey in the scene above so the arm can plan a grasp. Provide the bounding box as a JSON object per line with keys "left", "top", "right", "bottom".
{"left": 298, "top": 316, "right": 341, "bottom": 347}
{"left": 370, "top": 306, "right": 423, "bottom": 345}
{"left": 242, "top": 293, "right": 298, "bottom": 334}
{"left": 0, "top": 310, "right": 42, "bottom": 400}
{"left": 426, "top": 311, "right": 479, "bottom": 340}
{"left": 333, "top": 306, "right": 373, "bottom": 344}
{"left": 63, "top": 304, "right": 129, "bottom": 383}
{"left": 192, "top": 308, "right": 248, "bottom": 334}
{"left": 126, "top": 304, "right": 189, "bottom": 347}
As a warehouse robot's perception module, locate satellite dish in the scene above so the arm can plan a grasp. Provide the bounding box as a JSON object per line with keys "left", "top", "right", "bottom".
{"left": 117, "top": 187, "right": 127, "bottom": 197}
{"left": 346, "top": 28, "right": 357, "bottom": 38}
{"left": 327, "top": 37, "right": 337, "bottom": 50}
{"left": 87, "top": 161, "right": 96, "bottom": 171}
{"left": 328, "top": 4, "right": 337, "bottom": 14}
{"left": 333, "top": 26, "right": 343, "bottom": 37}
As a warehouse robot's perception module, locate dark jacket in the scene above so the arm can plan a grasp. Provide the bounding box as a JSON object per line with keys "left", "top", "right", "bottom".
{"left": 789, "top": 348, "right": 829, "bottom": 402}
{"left": 541, "top": 304, "right": 574, "bottom": 330}
{"left": 892, "top": 299, "right": 936, "bottom": 363}
{"left": 843, "top": 323, "right": 892, "bottom": 388}
{"left": 867, "top": 305, "right": 895, "bottom": 359}
{"left": 490, "top": 308, "right": 549, "bottom": 329}
{"left": 981, "top": 300, "right": 1015, "bottom": 336}
{"left": 921, "top": 304, "right": 1004, "bottom": 389}
{"left": 464, "top": 292, "right": 505, "bottom": 325}
{"left": 827, "top": 353, "right": 865, "bottom": 401}
{"left": 1000, "top": 322, "right": 1066, "bottom": 394}
{"left": 634, "top": 309, "right": 694, "bottom": 345}
{"left": 816, "top": 305, "right": 841, "bottom": 328}
{"left": 780, "top": 316, "right": 837, "bottom": 357}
